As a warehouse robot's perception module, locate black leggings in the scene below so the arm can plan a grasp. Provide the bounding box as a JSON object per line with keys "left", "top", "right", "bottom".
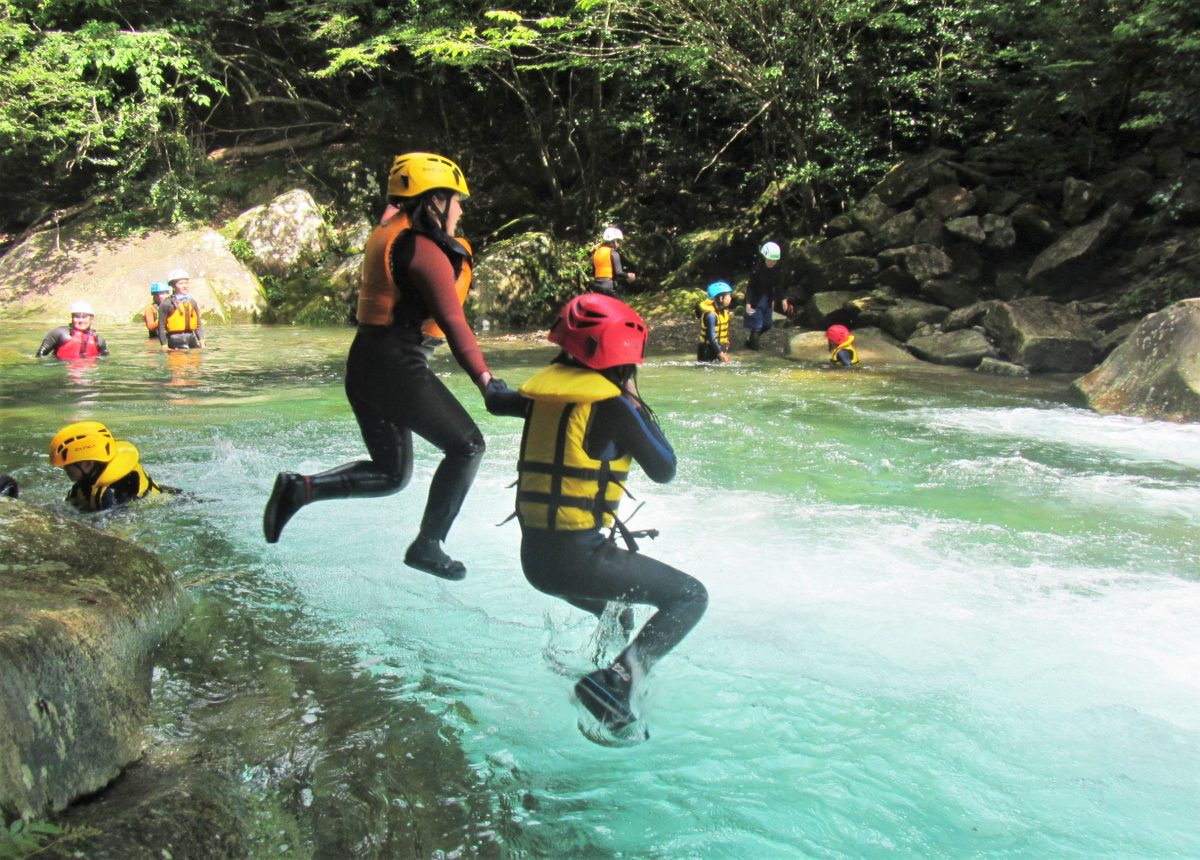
{"left": 304, "top": 329, "right": 485, "bottom": 542}
{"left": 521, "top": 528, "right": 708, "bottom": 675}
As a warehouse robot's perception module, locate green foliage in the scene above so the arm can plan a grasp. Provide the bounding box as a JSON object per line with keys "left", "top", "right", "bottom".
{"left": 0, "top": 817, "right": 99, "bottom": 859}
{"left": 2, "top": 0, "right": 1198, "bottom": 254}
{"left": 228, "top": 237, "right": 254, "bottom": 263}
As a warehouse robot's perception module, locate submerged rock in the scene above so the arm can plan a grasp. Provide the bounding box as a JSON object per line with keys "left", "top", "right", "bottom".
{"left": 1073, "top": 299, "right": 1200, "bottom": 422}
{"left": 0, "top": 500, "right": 188, "bottom": 819}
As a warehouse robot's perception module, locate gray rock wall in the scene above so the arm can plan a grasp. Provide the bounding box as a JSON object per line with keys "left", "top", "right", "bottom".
{"left": 0, "top": 500, "right": 188, "bottom": 819}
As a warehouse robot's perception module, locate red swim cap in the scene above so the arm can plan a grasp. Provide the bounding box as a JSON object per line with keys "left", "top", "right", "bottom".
{"left": 549, "top": 293, "right": 648, "bottom": 369}
{"left": 826, "top": 324, "right": 851, "bottom": 343}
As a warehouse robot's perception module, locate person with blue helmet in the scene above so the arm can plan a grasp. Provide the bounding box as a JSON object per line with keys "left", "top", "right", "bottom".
{"left": 743, "top": 241, "right": 790, "bottom": 350}
{"left": 696, "top": 281, "right": 734, "bottom": 363}
{"left": 143, "top": 282, "right": 170, "bottom": 338}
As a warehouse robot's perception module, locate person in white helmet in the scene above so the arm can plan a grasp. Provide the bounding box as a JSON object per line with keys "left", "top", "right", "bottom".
{"left": 157, "top": 268, "right": 205, "bottom": 350}
{"left": 35, "top": 301, "right": 109, "bottom": 358}
{"left": 743, "top": 241, "right": 790, "bottom": 351}
{"left": 591, "top": 226, "right": 636, "bottom": 297}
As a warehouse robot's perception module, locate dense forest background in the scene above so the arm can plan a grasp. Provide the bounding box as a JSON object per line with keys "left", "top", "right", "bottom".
{"left": 2, "top": 0, "right": 1198, "bottom": 270}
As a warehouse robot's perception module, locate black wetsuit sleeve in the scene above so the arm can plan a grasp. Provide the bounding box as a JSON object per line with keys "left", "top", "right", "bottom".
{"left": 588, "top": 395, "right": 676, "bottom": 484}
{"left": 157, "top": 298, "right": 173, "bottom": 344}
{"left": 611, "top": 249, "right": 625, "bottom": 280}
{"left": 487, "top": 389, "right": 530, "bottom": 418}
{"left": 96, "top": 334, "right": 109, "bottom": 356}
{"left": 35, "top": 327, "right": 67, "bottom": 357}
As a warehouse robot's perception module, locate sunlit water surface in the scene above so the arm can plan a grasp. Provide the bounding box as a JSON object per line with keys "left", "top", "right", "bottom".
{"left": 2, "top": 323, "right": 1198, "bottom": 857}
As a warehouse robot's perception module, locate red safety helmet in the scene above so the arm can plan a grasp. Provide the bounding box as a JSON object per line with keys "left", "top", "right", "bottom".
{"left": 826, "top": 324, "right": 851, "bottom": 344}
{"left": 549, "top": 294, "right": 647, "bottom": 369}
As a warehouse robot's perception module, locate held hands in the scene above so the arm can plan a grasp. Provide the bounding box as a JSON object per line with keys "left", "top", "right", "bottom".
{"left": 482, "top": 374, "right": 515, "bottom": 414}
{"left": 626, "top": 272, "right": 636, "bottom": 283}
{"left": 719, "top": 351, "right": 730, "bottom": 364}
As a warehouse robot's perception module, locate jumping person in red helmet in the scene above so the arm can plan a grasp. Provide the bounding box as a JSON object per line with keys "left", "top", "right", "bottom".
{"left": 486, "top": 293, "right": 707, "bottom": 744}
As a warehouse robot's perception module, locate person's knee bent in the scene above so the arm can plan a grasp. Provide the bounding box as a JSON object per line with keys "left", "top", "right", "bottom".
{"left": 448, "top": 429, "right": 486, "bottom": 464}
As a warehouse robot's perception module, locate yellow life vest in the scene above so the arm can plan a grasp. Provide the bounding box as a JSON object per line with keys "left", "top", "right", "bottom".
{"left": 78, "top": 441, "right": 161, "bottom": 510}
{"left": 592, "top": 244, "right": 615, "bottom": 280}
{"left": 516, "top": 364, "right": 631, "bottom": 531}
{"left": 829, "top": 335, "right": 860, "bottom": 365}
{"left": 696, "top": 299, "right": 731, "bottom": 346}
{"left": 164, "top": 297, "right": 200, "bottom": 334}
{"left": 143, "top": 303, "right": 159, "bottom": 332}
{"left": 357, "top": 212, "right": 472, "bottom": 334}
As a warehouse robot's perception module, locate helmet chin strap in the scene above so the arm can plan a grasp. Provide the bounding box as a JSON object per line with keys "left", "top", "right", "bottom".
{"left": 427, "top": 194, "right": 452, "bottom": 234}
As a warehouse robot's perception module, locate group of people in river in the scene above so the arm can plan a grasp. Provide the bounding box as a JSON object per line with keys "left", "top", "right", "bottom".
{"left": 26, "top": 150, "right": 857, "bottom": 745}
{"left": 34, "top": 267, "right": 205, "bottom": 360}
{"left": 593, "top": 229, "right": 857, "bottom": 367}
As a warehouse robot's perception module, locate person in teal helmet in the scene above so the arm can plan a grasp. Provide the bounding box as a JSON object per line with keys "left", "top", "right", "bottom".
{"left": 696, "top": 281, "right": 734, "bottom": 363}
{"left": 143, "top": 282, "right": 170, "bottom": 338}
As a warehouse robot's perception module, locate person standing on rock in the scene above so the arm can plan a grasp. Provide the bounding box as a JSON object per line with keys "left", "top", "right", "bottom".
{"left": 743, "top": 241, "right": 790, "bottom": 351}
{"left": 35, "top": 301, "right": 109, "bottom": 359}
{"left": 263, "top": 152, "right": 511, "bottom": 580}
{"left": 143, "top": 282, "right": 170, "bottom": 339}
{"left": 157, "top": 269, "right": 205, "bottom": 350}
{"left": 591, "top": 227, "right": 636, "bottom": 297}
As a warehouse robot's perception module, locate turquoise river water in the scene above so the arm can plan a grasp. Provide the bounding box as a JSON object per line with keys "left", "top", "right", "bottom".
{"left": 2, "top": 322, "right": 1198, "bottom": 857}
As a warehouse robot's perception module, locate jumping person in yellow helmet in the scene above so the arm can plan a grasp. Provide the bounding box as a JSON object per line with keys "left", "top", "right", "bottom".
{"left": 49, "top": 421, "right": 165, "bottom": 511}
{"left": 264, "top": 152, "right": 512, "bottom": 580}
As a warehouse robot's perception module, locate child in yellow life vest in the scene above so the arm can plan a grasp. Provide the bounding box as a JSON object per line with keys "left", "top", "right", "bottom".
{"left": 49, "top": 421, "right": 166, "bottom": 511}
{"left": 486, "top": 293, "right": 708, "bottom": 744}
{"left": 826, "top": 324, "right": 860, "bottom": 367}
{"left": 696, "top": 281, "right": 734, "bottom": 363}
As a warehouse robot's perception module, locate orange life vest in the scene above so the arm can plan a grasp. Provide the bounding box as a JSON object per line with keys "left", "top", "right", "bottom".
{"left": 592, "top": 245, "right": 615, "bottom": 280}
{"left": 143, "top": 303, "right": 159, "bottom": 332}
{"left": 356, "top": 212, "right": 472, "bottom": 337}
{"left": 164, "top": 297, "right": 200, "bottom": 334}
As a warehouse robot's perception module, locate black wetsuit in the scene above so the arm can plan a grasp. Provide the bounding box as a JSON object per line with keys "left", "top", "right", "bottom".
{"left": 491, "top": 384, "right": 708, "bottom": 676}
{"left": 298, "top": 231, "right": 487, "bottom": 544}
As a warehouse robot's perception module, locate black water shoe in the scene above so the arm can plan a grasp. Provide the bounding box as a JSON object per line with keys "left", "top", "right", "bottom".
{"left": 404, "top": 535, "right": 467, "bottom": 581}
{"left": 574, "top": 667, "right": 638, "bottom": 733}
{"left": 263, "top": 472, "right": 307, "bottom": 544}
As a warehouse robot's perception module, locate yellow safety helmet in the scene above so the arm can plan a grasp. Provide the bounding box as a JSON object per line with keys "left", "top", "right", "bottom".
{"left": 49, "top": 421, "right": 116, "bottom": 467}
{"left": 387, "top": 153, "right": 470, "bottom": 200}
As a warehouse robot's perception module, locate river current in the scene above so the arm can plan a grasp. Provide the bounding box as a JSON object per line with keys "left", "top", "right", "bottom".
{"left": 2, "top": 322, "right": 1198, "bottom": 857}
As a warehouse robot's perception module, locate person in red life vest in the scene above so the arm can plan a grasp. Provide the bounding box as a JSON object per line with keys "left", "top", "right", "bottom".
{"left": 591, "top": 226, "right": 636, "bottom": 297}
{"left": 485, "top": 294, "right": 708, "bottom": 743}
{"left": 35, "top": 302, "right": 109, "bottom": 359}
{"left": 826, "top": 324, "right": 860, "bottom": 367}
{"left": 143, "top": 282, "right": 170, "bottom": 338}
{"left": 263, "top": 152, "right": 512, "bottom": 579}
{"left": 157, "top": 269, "right": 206, "bottom": 350}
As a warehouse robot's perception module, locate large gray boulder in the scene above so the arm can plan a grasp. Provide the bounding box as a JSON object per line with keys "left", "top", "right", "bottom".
{"left": 1073, "top": 299, "right": 1200, "bottom": 422}
{"left": 785, "top": 327, "right": 917, "bottom": 364}
{"left": 799, "top": 290, "right": 858, "bottom": 329}
{"left": 1026, "top": 203, "right": 1132, "bottom": 282}
{"left": 231, "top": 188, "right": 335, "bottom": 277}
{"left": 0, "top": 225, "right": 265, "bottom": 324}
{"left": 880, "top": 298, "right": 950, "bottom": 341}
{"left": 869, "top": 148, "right": 957, "bottom": 207}
{"left": 983, "top": 297, "right": 1098, "bottom": 372}
{"left": 906, "top": 328, "right": 998, "bottom": 368}
{"left": 0, "top": 500, "right": 188, "bottom": 819}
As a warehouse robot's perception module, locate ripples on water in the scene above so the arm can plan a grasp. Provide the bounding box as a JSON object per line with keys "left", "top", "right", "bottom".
{"left": 3, "top": 323, "right": 1199, "bottom": 857}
